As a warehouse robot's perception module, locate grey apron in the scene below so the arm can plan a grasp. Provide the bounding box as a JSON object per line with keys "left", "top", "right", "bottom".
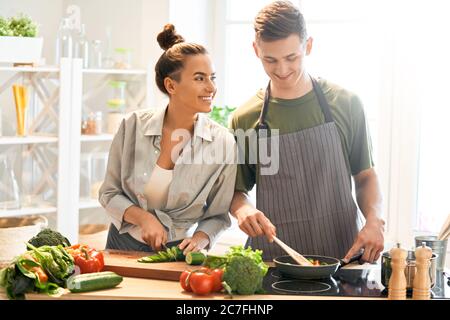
{"left": 106, "top": 224, "right": 182, "bottom": 252}
{"left": 246, "top": 76, "right": 363, "bottom": 261}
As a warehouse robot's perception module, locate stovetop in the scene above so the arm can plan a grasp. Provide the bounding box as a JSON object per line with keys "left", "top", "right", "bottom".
{"left": 262, "top": 267, "right": 450, "bottom": 299}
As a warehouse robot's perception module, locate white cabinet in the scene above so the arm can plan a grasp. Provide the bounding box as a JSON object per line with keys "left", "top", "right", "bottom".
{"left": 0, "top": 59, "right": 148, "bottom": 243}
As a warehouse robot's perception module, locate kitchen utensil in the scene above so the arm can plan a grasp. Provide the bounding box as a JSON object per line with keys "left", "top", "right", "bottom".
{"left": 272, "top": 236, "right": 313, "bottom": 266}
{"left": 273, "top": 252, "right": 363, "bottom": 280}
{"left": 388, "top": 244, "right": 408, "bottom": 300}
{"left": 381, "top": 250, "right": 437, "bottom": 290}
{"left": 412, "top": 243, "right": 432, "bottom": 300}
{"left": 415, "top": 235, "right": 447, "bottom": 271}
{"left": 103, "top": 249, "right": 198, "bottom": 281}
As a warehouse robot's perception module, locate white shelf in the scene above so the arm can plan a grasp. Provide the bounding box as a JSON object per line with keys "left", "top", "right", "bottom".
{"left": 0, "top": 66, "right": 59, "bottom": 73}
{"left": 0, "top": 65, "right": 145, "bottom": 75}
{"left": 83, "top": 68, "right": 147, "bottom": 75}
{"left": 0, "top": 205, "right": 57, "bottom": 218}
{"left": 79, "top": 199, "right": 102, "bottom": 209}
{"left": 0, "top": 135, "right": 58, "bottom": 145}
{"left": 80, "top": 134, "right": 114, "bottom": 142}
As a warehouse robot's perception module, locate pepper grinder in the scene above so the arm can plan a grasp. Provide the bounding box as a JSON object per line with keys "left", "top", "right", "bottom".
{"left": 412, "top": 242, "right": 432, "bottom": 300}
{"left": 388, "top": 243, "right": 407, "bottom": 300}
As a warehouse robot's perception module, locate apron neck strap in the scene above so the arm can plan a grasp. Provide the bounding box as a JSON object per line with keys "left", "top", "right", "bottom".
{"left": 257, "top": 75, "right": 335, "bottom": 130}
{"left": 257, "top": 81, "right": 271, "bottom": 130}
{"left": 310, "top": 76, "right": 334, "bottom": 123}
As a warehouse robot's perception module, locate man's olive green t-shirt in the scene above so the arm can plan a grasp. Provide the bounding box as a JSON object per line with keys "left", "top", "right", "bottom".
{"left": 230, "top": 78, "right": 374, "bottom": 193}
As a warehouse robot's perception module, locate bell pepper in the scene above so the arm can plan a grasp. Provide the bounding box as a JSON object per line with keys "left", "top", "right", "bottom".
{"left": 66, "top": 244, "right": 104, "bottom": 274}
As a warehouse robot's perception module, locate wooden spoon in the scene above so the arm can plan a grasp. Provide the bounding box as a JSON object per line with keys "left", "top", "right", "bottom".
{"left": 272, "top": 236, "right": 314, "bottom": 266}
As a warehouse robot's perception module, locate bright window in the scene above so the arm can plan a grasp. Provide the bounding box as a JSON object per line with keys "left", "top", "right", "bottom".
{"left": 219, "top": 0, "right": 387, "bottom": 208}
{"left": 218, "top": 0, "right": 450, "bottom": 253}
{"left": 414, "top": 6, "right": 450, "bottom": 234}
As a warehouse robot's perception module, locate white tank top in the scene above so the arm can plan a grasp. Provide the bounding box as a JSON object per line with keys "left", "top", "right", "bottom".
{"left": 129, "top": 164, "right": 195, "bottom": 244}
{"left": 144, "top": 163, "right": 173, "bottom": 209}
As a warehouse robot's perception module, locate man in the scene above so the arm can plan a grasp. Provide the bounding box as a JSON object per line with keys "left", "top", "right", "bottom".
{"left": 230, "top": 0, "right": 384, "bottom": 263}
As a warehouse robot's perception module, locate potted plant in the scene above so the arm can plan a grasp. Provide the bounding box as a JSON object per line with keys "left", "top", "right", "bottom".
{"left": 0, "top": 13, "right": 43, "bottom": 65}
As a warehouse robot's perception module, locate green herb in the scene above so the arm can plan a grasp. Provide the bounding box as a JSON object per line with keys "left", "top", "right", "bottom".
{"left": 208, "top": 105, "right": 236, "bottom": 127}
{"left": 0, "top": 17, "right": 13, "bottom": 36}
{"left": 0, "top": 13, "right": 38, "bottom": 37}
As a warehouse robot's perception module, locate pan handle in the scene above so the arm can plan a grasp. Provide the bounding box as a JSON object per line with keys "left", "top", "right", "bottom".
{"left": 339, "top": 251, "right": 364, "bottom": 268}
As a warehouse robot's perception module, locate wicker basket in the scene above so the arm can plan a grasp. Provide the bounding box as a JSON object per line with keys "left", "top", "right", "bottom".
{"left": 0, "top": 215, "right": 48, "bottom": 267}
{"left": 79, "top": 224, "right": 108, "bottom": 250}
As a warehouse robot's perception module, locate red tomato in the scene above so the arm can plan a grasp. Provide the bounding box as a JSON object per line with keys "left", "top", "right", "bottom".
{"left": 189, "top": 271, "right": 214, "bottom": 295}
{"left": 210, "top": 268, "right": 224, "bottom": 292}
{"left": 179, "top": 270, "right": 192, "bottom": 292}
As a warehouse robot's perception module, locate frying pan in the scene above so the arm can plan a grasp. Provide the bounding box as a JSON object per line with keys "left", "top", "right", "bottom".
{"left": 273, "top": 252, "right": 364, "bottom": 280}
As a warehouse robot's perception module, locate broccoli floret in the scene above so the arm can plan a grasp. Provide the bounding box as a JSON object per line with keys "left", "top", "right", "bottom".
{"left": 222, "top": 255, "right": 265, "bottom": 295}
{"left": 27, "top": 228, "right": 71, "bottom": 248}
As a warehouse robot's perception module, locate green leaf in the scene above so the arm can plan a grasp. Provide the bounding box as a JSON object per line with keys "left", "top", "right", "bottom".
{"left": 7, "top": 13, "right": 38, "bottom": 37}
{"left": 208, "top": 105, "right": 236, "bottom": 127}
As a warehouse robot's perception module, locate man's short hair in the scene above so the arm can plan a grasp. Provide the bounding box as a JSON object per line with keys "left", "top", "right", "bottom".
{"left": 254, "top": 1, "right": 308, "bottom": 42}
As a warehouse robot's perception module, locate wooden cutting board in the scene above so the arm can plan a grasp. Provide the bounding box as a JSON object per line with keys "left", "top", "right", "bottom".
{"left": 102, "top": 249, "right": 199, "bottom": 281}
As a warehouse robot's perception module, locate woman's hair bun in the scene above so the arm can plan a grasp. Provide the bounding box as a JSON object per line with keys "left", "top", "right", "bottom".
{"left": 157, "top": 24, "right": 185, "bottom": 51}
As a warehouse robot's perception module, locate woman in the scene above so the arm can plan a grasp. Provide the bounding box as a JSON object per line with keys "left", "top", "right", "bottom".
{"left": 99, "top": 24, "right": 237, "bottom": 255}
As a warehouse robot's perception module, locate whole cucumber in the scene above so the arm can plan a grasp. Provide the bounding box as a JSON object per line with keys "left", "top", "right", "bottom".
{"left": 67, "top": 271, "right": 123, "bottom": 293}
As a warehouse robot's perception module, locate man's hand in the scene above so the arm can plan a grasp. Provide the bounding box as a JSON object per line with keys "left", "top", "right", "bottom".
{"left": 230, "top": 191, "right": 276, "bottom": 242}
{"left": 138, "top": 213, "right": 168, "bottom": 252}
{"left": 178, "top": 231, "right": 210, "bottom": 255}
{"left": 235, "top": 207, "right": 276, "bottom": 242}
{"left": 343, "top": 216, "right": 385, "bottom": 263}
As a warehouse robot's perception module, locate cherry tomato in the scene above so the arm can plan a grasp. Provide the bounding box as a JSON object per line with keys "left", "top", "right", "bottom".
{"left": 210, "top": 268, "right": 224, "bottom": 292}
{"left": 189, "top": 271, "right": 214, "bottom": 295}
{"left": 179, "top": 270, "right": 192, "bottom": 292}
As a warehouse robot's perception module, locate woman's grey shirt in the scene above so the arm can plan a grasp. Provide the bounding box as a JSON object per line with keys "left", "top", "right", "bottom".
{"left": 98, "top": 106, "right": 237, "bottom": 248}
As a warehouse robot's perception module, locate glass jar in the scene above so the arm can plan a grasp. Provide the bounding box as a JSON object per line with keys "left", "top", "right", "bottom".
{"left": 0, "top": 154, "right": 21, "bottom": 210}
{"left": 107, "top": 80, "right": 126, "bottom": 109}
{"left": 83, "top": 112, "right": 96, "bottom": 135}
{"left": 90, "top": 40, "right": 103, "bottom": 69}
{"left": 94, "top": 111, "right": 103, "bottom": 135}
{"left": 113, "top": 48, "right": 132, "bottom": 69}
{"left": 81, "top": 114, "right": 88, "bottom": 134}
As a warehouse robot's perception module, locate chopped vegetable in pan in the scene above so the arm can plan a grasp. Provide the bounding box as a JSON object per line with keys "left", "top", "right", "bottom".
{"left": 307, "top": 258, "right": 328, "bottom": 266}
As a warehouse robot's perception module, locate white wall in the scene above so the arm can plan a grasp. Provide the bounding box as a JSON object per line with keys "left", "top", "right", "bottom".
{"left": 169, "top": 0, "right": 212, "bottom": 48}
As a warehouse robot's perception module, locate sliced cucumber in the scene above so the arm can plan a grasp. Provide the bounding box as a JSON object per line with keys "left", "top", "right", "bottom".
{"left": 171, "top": 246, "right": 186, "bottom": 261}
{"left": 185, "top": 252, "right": 206, "bottom": 265}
